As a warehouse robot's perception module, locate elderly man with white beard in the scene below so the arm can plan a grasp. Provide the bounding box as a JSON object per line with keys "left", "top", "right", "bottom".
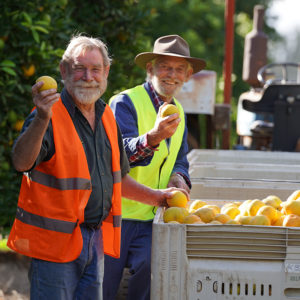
{"left": 103, "top": 34, "right": 206, "bottom": 300}
{"left": 7, "top": 34, "right": 188, "bottom": 300}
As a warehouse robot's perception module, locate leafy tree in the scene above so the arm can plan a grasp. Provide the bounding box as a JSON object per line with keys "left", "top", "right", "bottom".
{"left": 0, "top": 0, "right": 278, "bottom": 229}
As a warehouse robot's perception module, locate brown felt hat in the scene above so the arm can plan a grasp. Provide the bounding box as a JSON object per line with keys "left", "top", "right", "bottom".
{"left": 135, "top": 35, "right": 206, "bottom": 74}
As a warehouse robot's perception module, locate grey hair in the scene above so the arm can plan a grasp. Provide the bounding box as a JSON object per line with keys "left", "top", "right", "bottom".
{"left": 60, "top": 34, "right": 112, "bottom": 67}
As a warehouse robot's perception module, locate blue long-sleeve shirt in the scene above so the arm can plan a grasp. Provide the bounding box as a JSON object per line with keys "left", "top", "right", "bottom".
{"left": 110, "top": 81, "right": 191, "bottom": 188}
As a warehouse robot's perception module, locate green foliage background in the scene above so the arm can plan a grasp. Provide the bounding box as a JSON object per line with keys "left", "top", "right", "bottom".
{"left": 0, "top": 0, "right": 276, "bottom": 229}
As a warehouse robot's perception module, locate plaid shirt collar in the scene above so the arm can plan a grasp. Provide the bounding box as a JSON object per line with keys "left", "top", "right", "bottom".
{"left": 148, "top": 81, "right": 174, "bottom": 110}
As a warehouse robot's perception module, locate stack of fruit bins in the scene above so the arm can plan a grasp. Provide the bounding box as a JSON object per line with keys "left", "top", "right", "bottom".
{"left": 150, "top": 150, "right": 300, "bottom": 300}
{"left": 187, "top": 149, "right": 300, "bottom": 165}
{"left": 151, "top": 203, "right": 300, "bottom": 300}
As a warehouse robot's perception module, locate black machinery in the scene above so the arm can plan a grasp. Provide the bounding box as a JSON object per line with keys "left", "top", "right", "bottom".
{"left": 236, "top": 5, "right": 300, "bottom": 152}
{"left": 237, "top": 63, "right": 300, "bottom": 151}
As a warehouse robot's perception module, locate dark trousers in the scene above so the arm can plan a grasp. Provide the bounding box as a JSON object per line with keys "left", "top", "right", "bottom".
{"left": 103, "top": 220, "right": 152, "bottom": 300}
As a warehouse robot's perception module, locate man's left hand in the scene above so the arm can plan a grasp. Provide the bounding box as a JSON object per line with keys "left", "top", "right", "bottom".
{"left": 167, "top": 173, "right": 190, "bottom": 194}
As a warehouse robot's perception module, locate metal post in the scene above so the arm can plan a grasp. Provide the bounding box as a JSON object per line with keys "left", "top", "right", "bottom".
{"left": 222, "top": 0, "right": 235, "bottom": 149}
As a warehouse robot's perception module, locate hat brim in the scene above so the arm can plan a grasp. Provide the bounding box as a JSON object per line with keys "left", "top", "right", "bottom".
{"left": 135, "top": 52, "right": 206, "bottom": 74}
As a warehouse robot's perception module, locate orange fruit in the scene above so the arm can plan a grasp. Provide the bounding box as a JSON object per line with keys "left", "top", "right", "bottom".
{"left": 256, "top": 205, "right": 278, "bottom": 223}
{"left": 167, "top": 190, "right": 188, "bottom": 208}
{"left": 246, "top": 199, "right": 264, "bottom": 216}
{"left": 22, "top": 64, "right": 35, "bottom": 77}
{"left": 202, "top": 204, "right": 220, "bottom": 214}
{"left": 221, "top": 205, "right": 240, "bottom": 219}
{"left": 188, "top": 199, "right": 207, "bottom": 213}
{"left": 286, "top": 190, "right": 300, "bottom": 202}
{"left": 161, "top": 104, "right": 179, "bottom": 117}
{"left": 283, "top": 214, "right": 300, "bottom": 227}
{"left": 226, "top": 219, "right": 240, "bottom": 225}
{"left": 194, "top": 207, "right": 216, "bottom": 223}
{"left": 182, "top": 214, "right": 202, "bottom": 224}
{"left": 36, "top": 76, "right": 57, "bottom": 92}
{"left": 214, "top": 213, "right": 231, "bottom": 224}
{"left": 282, "top": 200, "right": 300, "bottom": 216}
{"left": 163, "top": 207, "right": 189, "bottom": 223}
{"left": 249, "top": 215, "right": 271, "bottom": 226}
{"left": 209, "top": 220, "right": 222, "bottom": 225}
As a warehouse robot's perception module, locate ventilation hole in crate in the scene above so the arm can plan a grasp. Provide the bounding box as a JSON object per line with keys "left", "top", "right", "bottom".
{"left": 261, "top": 284, "right": 264, "bottom": 296}
{"left": 245, "top": 283, "right": 248, "bottom": 295}
{"left": 269, "top": 284, "right": 272, "bottom": 296}
{"left": 237, "top": 283, "right": 241, "bottom": 295}
{"left": 170, "top": 251, "right": 177, "bottom": 271}
{"left": 213, "top": 281, "right": 218, "bottom": 293}
{"left": 222, "top": 282, "right": 225, "bottom": 294}
{"left": 160, "top": 251, "right": 167, "bottom": 271}
{"left": 197, "top": 280, "right": 202, "bottom": 293}
{"left": 253, "top": 284, "right": 256, "bottom": 296}
{"left": 229, "top": 283, "right": 233, "bottom": 295}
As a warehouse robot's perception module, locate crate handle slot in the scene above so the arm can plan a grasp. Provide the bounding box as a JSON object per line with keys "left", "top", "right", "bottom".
{"left": 284, "top": 288, "right": 300, "bottom": 298}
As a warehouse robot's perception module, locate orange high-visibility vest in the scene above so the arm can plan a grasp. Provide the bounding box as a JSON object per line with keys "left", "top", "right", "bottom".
{"left": 7, "top": 99, "right": 122, "bottom": 262}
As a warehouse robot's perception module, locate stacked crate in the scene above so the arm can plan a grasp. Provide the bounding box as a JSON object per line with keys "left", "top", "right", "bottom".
{"left": 151, "top": 150, "right": 300, "bottom": 300}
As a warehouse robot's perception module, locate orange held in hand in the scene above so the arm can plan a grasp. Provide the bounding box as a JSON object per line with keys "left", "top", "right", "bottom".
{"left": 36, "top": 76, "right": 57, "bottom": 92}
{"left": 167, "top": 190, "right": 188, "bottom": 208}
{"left": 161, "top": 104, "right": 179, "bottom": 118}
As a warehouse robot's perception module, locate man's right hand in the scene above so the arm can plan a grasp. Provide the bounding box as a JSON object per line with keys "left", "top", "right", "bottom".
{"left": 147, "top": 103, "right": 181, "bottom": 147}
{"left": 32, "top": 81, "right": 60, "bottom": 120}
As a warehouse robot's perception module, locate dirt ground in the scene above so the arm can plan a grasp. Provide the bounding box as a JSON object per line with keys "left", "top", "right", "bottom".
{"left": 0, "top": 252, "right": 129, "bottom": 300}
{"left": 0, "top": 252, "right": 30, "bottom": 300}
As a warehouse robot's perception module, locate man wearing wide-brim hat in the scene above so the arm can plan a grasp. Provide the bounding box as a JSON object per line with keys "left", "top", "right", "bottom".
{"left": 103, "top": 35, "right": 206, "bottom": 300}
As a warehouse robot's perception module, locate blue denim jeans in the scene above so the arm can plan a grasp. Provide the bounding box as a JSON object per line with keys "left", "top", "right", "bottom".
{"left": 29, "top": 225, "right": 104, "bottom": 300}
{"left": 103, "top": 220, "right": 152, "bottom": 300}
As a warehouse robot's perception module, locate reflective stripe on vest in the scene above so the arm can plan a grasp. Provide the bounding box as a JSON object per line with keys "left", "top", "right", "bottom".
{"left": 16, "top": 168, "right": 122, "bottom": 233}
{"left": 7, "top": 99, "right": 122, "bottom": 262}
{"left": 110, "top": 85, "right": 185, "bottom": 220}
{"left": 16, "top": 206, "right": 77, "bottom": 234}
{"left": 24, "top": 169, "right": 91, "bottom": 190}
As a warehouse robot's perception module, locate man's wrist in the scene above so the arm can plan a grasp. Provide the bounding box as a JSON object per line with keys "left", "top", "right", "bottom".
{"left": 174, "top": 172, "right": 192, "bottom": 189}
{"left": 145, "top": 133, "right": 159, "bottom": 149}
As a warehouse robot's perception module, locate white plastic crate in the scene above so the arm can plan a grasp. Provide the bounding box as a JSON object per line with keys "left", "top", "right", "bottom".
{"left": 188, "top": 149, "right": 300, "bottom": 165}
{"left": 151, "top": 206, "right": 300, "bottom": 300}
{"left": 189, "top": 162, "right": 300, "bottom": 181}
{"left": 190, "top": 178, "right": 300, "bottom": 201}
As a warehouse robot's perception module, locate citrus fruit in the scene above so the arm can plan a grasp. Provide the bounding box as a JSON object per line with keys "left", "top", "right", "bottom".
{"left": 286, "top": 190, "right": 300, "bottom": 202}
{"left": 163, "top": 207, "right": 189, "bottom": 223}
{"left": 246, "top": 199, "right": 264, "bottom": 216}
{"left": 226, "top": 219, "right": 240, "bottom": 225}
{"left": 262, "top": 195, "right": 282, "bottom": 209}
{"left": 235, "top": 215, "right": 252, "bottom": 225}
{"left": 188, "top": 199, "right": 207, "bottom": 213}
{"left": 194, "top": 207, "right": 216, "bottom": 223}
{"left": 167, "top": 190, "right": 188, "bottom": 208}
{"left": 214, "top": 213, "right": 231, "bottom": 224}
{"left": 283, "top": 214, "right": 300, "bottom": 227}
{"left": 272, "top": 215, "right": 285, "bottom": 226}
{"left": 161, "top": 104, "right": 179, "bottom": 117}
{"left": 209, "top": 220, "right": 222, "bottom": 225}
{"left": 221, "top": 205, "right": 240, "bottom": 219}
{"left": 282, "top": 200, "right": 300, "bottom": 216}
{"left": 22, "top": 64, "right": 35, "bottom": 77}
{"left": 202, "top": 204, "right": 220, "bottom": 214}
{"left": 249, "top": 215, "right": 271, "bottom": 226}
{"left": 36, "top": 76, "right": 57, "bottom": 92}
{"left": 182, "top": 214, "right": 202, "bottom": 224}
{"left": 256, "top": 205, "right": 278, "bottom": 223}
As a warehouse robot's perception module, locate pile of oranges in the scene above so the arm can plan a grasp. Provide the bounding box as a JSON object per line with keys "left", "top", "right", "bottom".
{"left": 163, "top": 190, "right": 300, "bottom": 227}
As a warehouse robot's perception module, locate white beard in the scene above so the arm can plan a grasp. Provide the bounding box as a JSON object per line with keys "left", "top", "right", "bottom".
{"left": 151, "top": 75, "right": 183, "bottom": 98}
{"left": 65, "top": 78, "right": 107, "bottom": 105}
